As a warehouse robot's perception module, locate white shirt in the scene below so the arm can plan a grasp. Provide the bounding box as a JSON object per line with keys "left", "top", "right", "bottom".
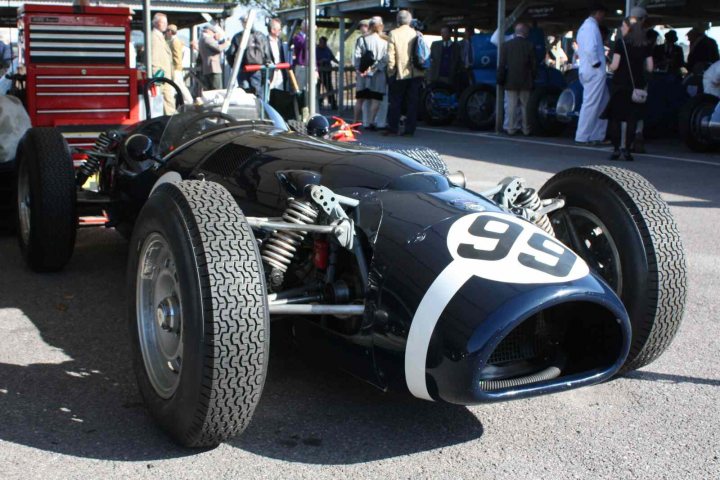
{"left": 490, "top": 29, "right": 514, "bottom": 47}
{"left": 576, "top": 17, "right": 605, "bottom": 71}
{"left": 269, "top": 36, "right": 283, "bottom": 89}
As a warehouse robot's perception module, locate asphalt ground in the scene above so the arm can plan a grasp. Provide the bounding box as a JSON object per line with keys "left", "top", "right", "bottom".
{"left": 1, "top": 127, "right": 719, "bottom": 479}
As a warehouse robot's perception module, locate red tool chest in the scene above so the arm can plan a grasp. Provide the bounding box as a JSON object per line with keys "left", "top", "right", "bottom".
{"left": 18, "top": 4, "right": 139, "bottom": 128}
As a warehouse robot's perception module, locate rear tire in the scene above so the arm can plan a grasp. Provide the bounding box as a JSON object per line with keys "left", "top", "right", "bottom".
{"left": 459, "top": 84, "right": 496, "bottom": 130}
{"left": 678, "top": 93, "right": 719, "bottom": 152}
{"left": 15, "top": 127, "right": 76, "bottom": 271}
{"left": 421, "top": 83, "right": 456, "bottom": 126}
{"left": 528, "top": 86, "right": 565, "bottom": 136}
{"left": 128, "top": 180, "right": 269, "bottom": 447}
{"left": 540, "top": 166, "right": 687, "bottom": 372}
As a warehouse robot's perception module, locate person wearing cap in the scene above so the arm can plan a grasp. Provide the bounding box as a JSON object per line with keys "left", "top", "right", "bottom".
{"left": 686, "top": 27, "right": 719, "bottom": 74}
{"left": 199, "top": 23, "right": 229, "bottom": 91}
{"left": 165, "top": 24, "right": 193, "bottom": 104}
{"left": 574, "top": 3, "right": 609, "bottom": 145}
{"left": 652, "top": 30, "right": 683, "bottom": 77}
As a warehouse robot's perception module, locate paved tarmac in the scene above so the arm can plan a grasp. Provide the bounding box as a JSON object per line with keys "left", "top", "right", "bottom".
{"left": 1, "top": 127, "right": 719, "bottom": 479}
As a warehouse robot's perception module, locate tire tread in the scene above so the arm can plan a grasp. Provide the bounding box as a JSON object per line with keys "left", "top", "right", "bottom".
{"left": 160, "top": 180, "right": 268, "bottom": 447}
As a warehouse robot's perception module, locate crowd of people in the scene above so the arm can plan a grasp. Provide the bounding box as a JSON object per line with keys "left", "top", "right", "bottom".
{"left": 568, "top": 4, "right": 719, "bottom": 160}
{"left": 147, "top": 8, "right": 720, "bottom": 149}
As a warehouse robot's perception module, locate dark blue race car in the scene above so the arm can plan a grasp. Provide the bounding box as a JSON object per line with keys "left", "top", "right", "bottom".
{"left": 13, "top": 95, "right": 687, "bottom": 448}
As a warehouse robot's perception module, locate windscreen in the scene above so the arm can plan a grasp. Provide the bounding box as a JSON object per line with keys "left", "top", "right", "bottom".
{"left": 158, "top": 97, "right": 288, "bottom": 156}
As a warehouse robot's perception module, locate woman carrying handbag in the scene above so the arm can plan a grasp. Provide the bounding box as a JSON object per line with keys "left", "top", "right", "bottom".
{"left": 602, "top": 18, "right": 654, "bottom": 161}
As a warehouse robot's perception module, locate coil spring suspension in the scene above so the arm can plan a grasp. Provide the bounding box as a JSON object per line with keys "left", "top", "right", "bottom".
{"left": 261, "top": 198, "right": 319, "bottom": 288}
{"left": 515, "top": 188, "right": 554, "bottom": 236}
{"left": 77, "top": 131, "right": 117, "bottom": 186}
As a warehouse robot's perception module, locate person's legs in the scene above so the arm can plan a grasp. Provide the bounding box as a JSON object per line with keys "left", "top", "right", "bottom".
{"left": 353, "top": 97, "right": 365, "bottom": 124}
{"left": 576, "top": 70, "right": 607, "bottom": 142}
{"left": 210, "top": 73, "right": 223, "bottom": 90}
{"left": 607, "top": 119, "right": 621, "bottom": 149}
{"left": 634, "top": 119, "right": 645, "bottom": 153}
{"left": 161, "top": 82, "right": 177, "bottom": 115}
{"left": 249, "top": 71, "right": 263, "bottom": 98}
{"left": 625, "top": 117, "right": 637, "bottom": 151}
{"left": 519, "top": 90, "right": 531, "bottom": 135}
{"left": 387, "top": 78, "right": 404, "bottom": 134}
{"left": 404, "top": 77, "right": 421, "bottom": 135}
{"left": 368, "top": 98, "right": 381, "bottom": 127}
{"left": 505, "top": 90, "right": 519, "bottom": 134}
{"left": 172, "top": 70, "right": 193, "bottom": 105}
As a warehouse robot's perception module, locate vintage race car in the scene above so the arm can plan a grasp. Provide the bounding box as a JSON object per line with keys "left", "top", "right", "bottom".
{"left": 14, "top": 94, "right": 687, "bottom": 448}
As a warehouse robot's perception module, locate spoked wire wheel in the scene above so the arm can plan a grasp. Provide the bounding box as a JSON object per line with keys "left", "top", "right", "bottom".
{"left": 136, "top": 232, "right": 184, "bottom": 399}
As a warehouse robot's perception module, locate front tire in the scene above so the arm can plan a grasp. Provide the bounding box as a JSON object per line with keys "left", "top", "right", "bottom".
{"left": 540, "top": 166, "right": 687, "bottom": 372}
{"left": 15, "top": 127, "right": 76, "bottom": 271}
{"left": 128, "top": 180, "right": 269, "bottom": 447}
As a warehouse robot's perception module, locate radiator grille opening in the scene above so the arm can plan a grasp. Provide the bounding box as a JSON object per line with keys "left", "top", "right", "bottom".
{"left": 480, "top": 302, "right": 624, "bottom": 390}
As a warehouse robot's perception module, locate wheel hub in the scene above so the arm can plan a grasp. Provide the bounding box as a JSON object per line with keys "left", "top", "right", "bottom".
{"left": 136, "top": 233, "right": 184, "bottom": 398}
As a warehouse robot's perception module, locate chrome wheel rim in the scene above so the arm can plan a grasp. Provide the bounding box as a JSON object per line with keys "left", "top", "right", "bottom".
{"left": 136, "top": 233, "right": 183, "bottom": 399}
{"left": 17, "top": 159, "right": 31, "bottom": 246}
{"left": 554, "top": 207, "right": 623, "bottom": 292}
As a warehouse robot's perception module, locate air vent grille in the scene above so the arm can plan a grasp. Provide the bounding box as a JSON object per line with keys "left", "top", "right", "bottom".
{"left": 202, "top": 144, "right": 257, "bottom": 177}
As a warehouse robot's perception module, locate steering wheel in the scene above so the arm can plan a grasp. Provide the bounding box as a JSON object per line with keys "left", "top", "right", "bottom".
{"left": 142, "top": 77, "right": 185, "bottom": 116}
{"left": 168, "top": 111, "right": 238, "bottom": 146}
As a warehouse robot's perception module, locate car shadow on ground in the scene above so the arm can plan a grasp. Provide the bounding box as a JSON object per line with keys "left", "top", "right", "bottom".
{"left": 0, "top": 230, "right": 483, "bottom": 463}
{"left": 623, "top": 370, "right": 720, "bottom": 387}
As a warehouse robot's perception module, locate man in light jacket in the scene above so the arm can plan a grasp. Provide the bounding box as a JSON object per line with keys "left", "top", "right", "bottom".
{"left": 575, "top": 4, "right": 609, "bottom": 145}
{"left": 150, "top": 13, "right": 175, "bottom": 114}
{"left": 386, "top": 10, "right": 424, "bottom": 136}
{"left": 166, "top": 24, "right": 193, "bottom": 104}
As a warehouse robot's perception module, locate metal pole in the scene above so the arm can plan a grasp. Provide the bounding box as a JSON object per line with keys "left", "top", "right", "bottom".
{"left": 222, "top": 10, "right": 256, "bottom": 114}
{"left": 338, "top": 17, "right": 345, "bottom": 111}
{"left": 269, "top": 304, "right": 365, "bottom": 315}
{"left": 625, "top": 0, "right": 633, "bottom": 16}
{"left": 308, "top": 0, "right": 317, "bottom": 116}
{"left": 495, "top": 0, "right": 505, "bottom": 133}
{"left": 143, "top": 0, "right": 151, "bottom": 74}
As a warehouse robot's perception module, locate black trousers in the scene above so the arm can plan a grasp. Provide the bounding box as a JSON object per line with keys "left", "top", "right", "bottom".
{"left": 388, "top": 77, "right": 421, "bottom": 134}
{"left": 318, "top": 70, "right": 337, "bottom": 108}
{"left": 608, "top": 118, "right": 637, "bottom": 150}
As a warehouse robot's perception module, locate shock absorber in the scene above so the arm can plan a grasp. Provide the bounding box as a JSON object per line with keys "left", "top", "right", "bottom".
{"left": 261, "top": 198, "right": 319, "bottom": 288}
{"left": 515, "top": 188, "right": 555, "bottom": 236}
{"left": 76, "top": 130, "right": 119, "bottom": 187}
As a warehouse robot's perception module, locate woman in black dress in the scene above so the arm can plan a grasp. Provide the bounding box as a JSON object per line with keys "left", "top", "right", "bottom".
{"left": 602, "top": 18, "right": 654, "bottom": 161}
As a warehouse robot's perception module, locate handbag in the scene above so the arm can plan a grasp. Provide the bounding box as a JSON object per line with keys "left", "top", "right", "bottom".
{"left": 621, "top": 38, "right": 647, "bottom": 104}
{"left": 358, "top": 37, "right": 375, "bottom": 74}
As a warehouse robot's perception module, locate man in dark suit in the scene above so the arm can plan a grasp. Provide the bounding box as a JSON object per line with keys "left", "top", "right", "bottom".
{"left": 428, "top": 26, "right": 460, "bottom": 86}
{"left": 498, "top": 22, "right": 536, "bottom": 135}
